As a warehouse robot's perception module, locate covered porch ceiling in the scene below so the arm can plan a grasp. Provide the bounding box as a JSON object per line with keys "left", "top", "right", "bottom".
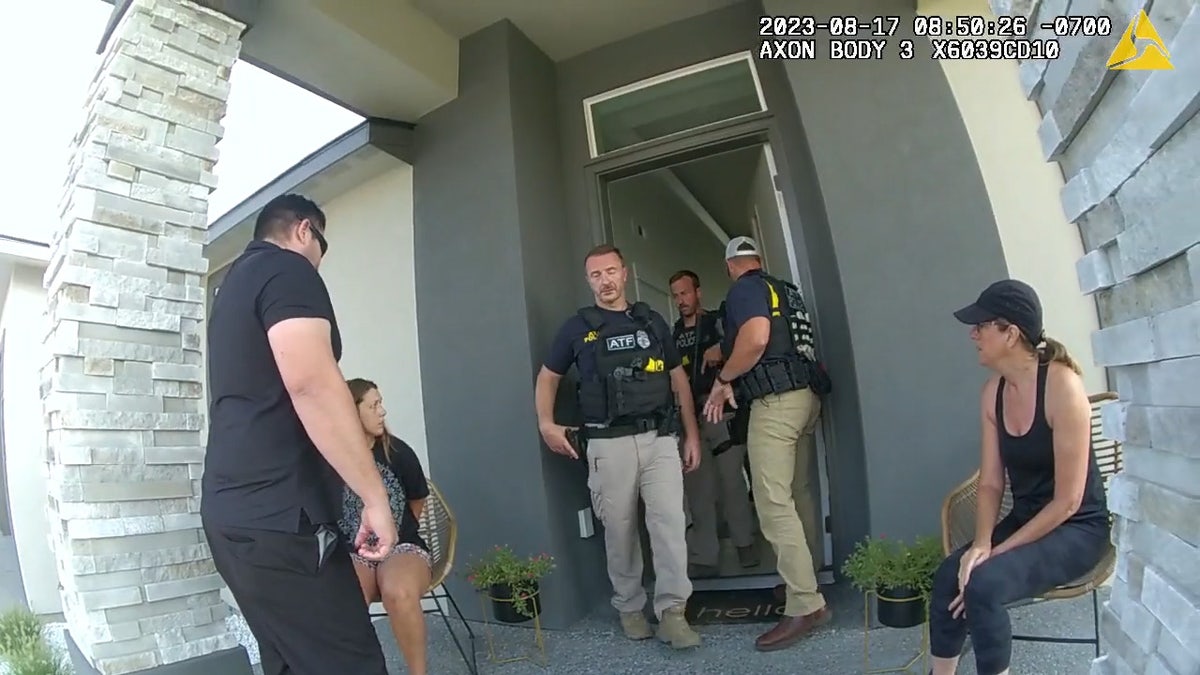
{"left": 98, "top": 0, "right": 742, "bottom": 122}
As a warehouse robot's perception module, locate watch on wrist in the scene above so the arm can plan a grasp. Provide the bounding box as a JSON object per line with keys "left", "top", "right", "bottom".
{"left": 716, "top": 372, "right": 731, "bottom": 385}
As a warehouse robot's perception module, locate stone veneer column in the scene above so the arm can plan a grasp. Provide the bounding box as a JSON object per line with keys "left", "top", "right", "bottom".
{"left": 41, "top": 0, "right": 248, "bottom": 673}
{"left": 990, "top": 1, "right": 1200, "bottom": 674}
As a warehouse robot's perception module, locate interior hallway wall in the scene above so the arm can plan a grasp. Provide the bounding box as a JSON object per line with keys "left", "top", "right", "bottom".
{"left": 317, "top": 164, "right": 431, "bottom": 468}
{"left": 608, "top": 173, "right": 731, "bottom": 312}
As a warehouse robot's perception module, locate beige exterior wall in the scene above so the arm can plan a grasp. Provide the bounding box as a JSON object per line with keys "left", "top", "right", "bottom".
{"left": 303, "top": 163, "right": 431, "bottom": 470}
{"left": 918, "top": 0, "right": 1105, "bottom": 394}
{"left": 1, "top": 264, "right": 61, "bottom": 615}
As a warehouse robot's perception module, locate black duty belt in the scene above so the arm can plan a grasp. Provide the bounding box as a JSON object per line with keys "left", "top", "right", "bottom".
{"left": 584, "top": 416, "right": 661, "bottom": 439}
{"left": 735, "top": 357, "right": 811, "bottom": 404}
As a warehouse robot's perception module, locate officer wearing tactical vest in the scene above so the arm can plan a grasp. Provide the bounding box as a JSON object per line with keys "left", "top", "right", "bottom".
{"left": 535, "top": 244, "right": 703, "bottom": 649}
{"left": 668, "top": 270, "right": 759, "bottom": 577}
{"left": 702, "top": 236, "right": 832, "bottom": 652}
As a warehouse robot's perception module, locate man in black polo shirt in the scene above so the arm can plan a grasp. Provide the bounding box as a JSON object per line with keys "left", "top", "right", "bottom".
{"left": 203, "top": 194, "right": 395, "bottom": 675}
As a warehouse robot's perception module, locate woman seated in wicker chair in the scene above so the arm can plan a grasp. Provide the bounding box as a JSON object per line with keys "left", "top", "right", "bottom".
{"left": 339, "top": 378, "right": 433, "bottom": 675}
{"left": 930, "top": 280, "right": 1110, "bottom": 675}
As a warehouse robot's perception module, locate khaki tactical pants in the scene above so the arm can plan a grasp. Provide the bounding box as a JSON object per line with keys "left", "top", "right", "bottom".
{"left": 587, "top": 431, "right": 691, "bottom": 618}
{"left": 747, "top": 387, "right": 826, "bottom": 616}
{"left": 684, "top": 415, "right": 756, "bottom": 566}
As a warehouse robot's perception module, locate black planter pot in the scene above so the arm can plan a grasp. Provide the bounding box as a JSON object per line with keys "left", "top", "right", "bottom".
{"left": 876, "top": 586, "right": 927, "bottom": 628}
{"left": 489, "top": 583, "right": 541, "bottom": 624}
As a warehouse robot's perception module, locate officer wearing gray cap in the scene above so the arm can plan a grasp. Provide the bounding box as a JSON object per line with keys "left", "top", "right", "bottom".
{"left": 702, "top": 236, "right": 832, "bottom": 652}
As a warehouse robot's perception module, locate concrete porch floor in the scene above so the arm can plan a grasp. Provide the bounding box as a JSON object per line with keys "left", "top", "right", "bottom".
{"left": 0, "top": 537, "right": 1106, "bottom": 674}
{"left": 249, "top": 581, "right": 1109, "bottom": 675}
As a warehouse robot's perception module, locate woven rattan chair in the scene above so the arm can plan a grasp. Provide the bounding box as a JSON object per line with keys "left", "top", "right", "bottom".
{"left": 368, "top": 480, "right": 478, "bottom": 674}
{"left": 939, "top": 391, "right": 1121, "bottom": 658}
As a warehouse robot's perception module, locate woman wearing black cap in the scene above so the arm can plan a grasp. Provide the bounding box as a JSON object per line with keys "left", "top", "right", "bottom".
{"left": 929, "top": 279, "right": 1110, "bottom": 675}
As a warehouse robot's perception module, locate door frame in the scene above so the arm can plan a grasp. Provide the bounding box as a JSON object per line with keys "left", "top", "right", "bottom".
{"left": 583, "top": 111, "right": 837, "bottom": 586}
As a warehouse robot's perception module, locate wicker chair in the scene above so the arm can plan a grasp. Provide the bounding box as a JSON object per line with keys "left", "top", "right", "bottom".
{"left": 939, "top": 391, "right": 1121, "bottom": 658}
{"left": 368, "top": 481, "right": 477, "bottom": 674}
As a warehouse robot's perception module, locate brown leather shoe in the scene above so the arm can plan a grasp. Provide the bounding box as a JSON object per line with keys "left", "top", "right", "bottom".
{"left": 754, "top": 605, "right": 832, "bottom": 652}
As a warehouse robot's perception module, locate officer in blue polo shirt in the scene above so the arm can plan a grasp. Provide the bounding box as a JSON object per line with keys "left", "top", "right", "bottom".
{"left": 535, "top": 244, "right": 703, "bottom": 650}
{"left": 702, "top": 236, "right": 832, "bottom": 653}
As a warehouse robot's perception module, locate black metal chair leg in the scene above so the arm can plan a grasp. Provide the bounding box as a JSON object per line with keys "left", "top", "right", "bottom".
{"left": 1091, "top": 588, "right": 1101, "bottom": 658}
{"left": 436, "top": 590, "right": 478, "bottom": 675}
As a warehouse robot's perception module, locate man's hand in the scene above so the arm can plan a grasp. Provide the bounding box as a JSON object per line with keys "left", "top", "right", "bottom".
{"left": 356, "top": 500, "right": 398, "bottom": 562}
{"left": 700, "top": 344, "right": 723, "bottom": 372}
{"left": 540, "top": 423, "right": 578, "bottom": 459}
{"left": 703, "top": 381, "right": 736, "bottom": 424}
{"left": 682, "top": 434, "right": 701, "bottom": 473}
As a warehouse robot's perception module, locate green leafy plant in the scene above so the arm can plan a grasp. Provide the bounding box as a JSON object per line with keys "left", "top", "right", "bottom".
{"left": 0, "top": 607, "right": 69, "bottom": 675}
{"left": 4, "top": 640, "right": 71, "bottom": 675}
{"left": 465, "top": 545, "right": 555, "bottom": 618}
{"left": 0, "top": 608, "right": 44, "bottom": 657}
{"left": 841, "top": 534, "right": 944, "bottom": 599}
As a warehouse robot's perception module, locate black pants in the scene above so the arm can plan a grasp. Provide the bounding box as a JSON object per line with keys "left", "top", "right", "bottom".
{"left": 930, "top": 514, "right": 1108, "bottom": 675}
{"left": 204, "top": 517, "right": 388, "bottom": 675}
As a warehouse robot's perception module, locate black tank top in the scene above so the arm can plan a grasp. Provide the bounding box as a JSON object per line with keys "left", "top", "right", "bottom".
{"left": 996, "top": 363, "right": 1109, "bottom": 525}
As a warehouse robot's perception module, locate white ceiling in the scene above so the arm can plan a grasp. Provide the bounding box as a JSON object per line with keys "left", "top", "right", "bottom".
{"left": 411, "top": 0, "right": 744, "bottom": 61}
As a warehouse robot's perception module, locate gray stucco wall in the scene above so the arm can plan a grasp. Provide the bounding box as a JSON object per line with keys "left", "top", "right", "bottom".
{"left": 558, "top": 0, "right": 1008, "bottom": 553}
{"left": 414, "top": 0, "right": 1016, "bottom": 624}
{"left": 761, "top": 0, "right": 1011, "bottom": 542}
{"left": 412, "top": 22, "right": 605, "bottom": 627}
{"left": 553, "top": 0, "right": 873, "bottom": 569}
{"left": 1008, "top": 0, "right": 1200, "bottom": 672}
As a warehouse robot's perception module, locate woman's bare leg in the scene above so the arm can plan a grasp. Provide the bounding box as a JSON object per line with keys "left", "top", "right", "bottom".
{"left": 377, "top": 552, "right": 432, "bottom": 675}
{"left": 932, "top": 656, "right": 961, "bottom": 674}
{"left": 352, "top": 558, "right": 380, "bottom": 605}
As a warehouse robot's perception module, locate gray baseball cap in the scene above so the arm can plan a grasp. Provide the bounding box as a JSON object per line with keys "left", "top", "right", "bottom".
{"left": 724, "top": 236, "right": 760, "bottom": 260}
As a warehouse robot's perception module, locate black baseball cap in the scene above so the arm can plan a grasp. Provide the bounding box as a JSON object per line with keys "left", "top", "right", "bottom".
{"left": 953, "top": 279, "right": 1044, "bottom": 344}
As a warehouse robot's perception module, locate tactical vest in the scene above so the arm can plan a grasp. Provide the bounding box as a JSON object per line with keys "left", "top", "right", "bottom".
{"left": 576, "top": 302, "right": 675, "bottom": 432}
{"left": 673, "top": 309, "right": 723, "bottom": 400}
{"left": 731, "top": 271, "right": 827, "bottom": 403}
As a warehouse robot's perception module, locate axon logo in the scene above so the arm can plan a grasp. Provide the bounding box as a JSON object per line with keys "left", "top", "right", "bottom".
{"left": 607, "top": 334, "right": 636, "bottom": 351}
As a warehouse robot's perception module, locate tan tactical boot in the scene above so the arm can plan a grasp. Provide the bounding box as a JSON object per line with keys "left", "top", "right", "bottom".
{"left": 656, "top": 606, "right": 701, "bottom": 649}
{"left": 619, "top": 611, "right": 653, "bottom": 640}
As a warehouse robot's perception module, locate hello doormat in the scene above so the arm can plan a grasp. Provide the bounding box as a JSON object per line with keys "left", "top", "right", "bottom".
{"left": 684, "top": 588, "right": 785, "bottom": 625}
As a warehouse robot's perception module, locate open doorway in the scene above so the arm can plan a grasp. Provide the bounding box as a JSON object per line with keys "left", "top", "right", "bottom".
{"left": 604, "top": 143, "right": 834, "bottom": 591}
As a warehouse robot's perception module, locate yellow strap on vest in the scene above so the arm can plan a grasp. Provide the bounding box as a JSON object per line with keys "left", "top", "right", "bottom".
{"left": 765, "top": 280, "right": 782, "bottom": 317}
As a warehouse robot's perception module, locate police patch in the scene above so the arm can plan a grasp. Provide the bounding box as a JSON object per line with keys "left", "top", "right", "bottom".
{"left": 606, "top": 334, "right": 637, "bottom": 351}
{"left": 635, "top": 330, "right": 651, "bottom": 349}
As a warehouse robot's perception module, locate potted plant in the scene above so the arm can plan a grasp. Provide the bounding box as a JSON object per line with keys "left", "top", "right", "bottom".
{"left": 465, "top": 545, "right": 556, "bottom": 623}
{"left": 841, "top": 534, "right": 944, "bottom": 628}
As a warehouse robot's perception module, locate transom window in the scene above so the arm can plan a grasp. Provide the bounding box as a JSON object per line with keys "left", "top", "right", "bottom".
{"left": 584, "top": 52, "right": 767, "bottom": 158}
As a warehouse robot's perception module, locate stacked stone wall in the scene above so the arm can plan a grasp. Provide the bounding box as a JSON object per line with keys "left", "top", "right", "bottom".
{"left": 992, "top": 1, "right": 1200, "bottom": 673}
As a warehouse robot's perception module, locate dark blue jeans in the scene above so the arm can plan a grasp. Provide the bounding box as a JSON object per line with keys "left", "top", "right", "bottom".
{"left": 929, "top": 514, "right": 1108, "bottom": 675}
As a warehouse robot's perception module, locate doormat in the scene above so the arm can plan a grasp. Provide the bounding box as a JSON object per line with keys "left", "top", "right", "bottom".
{"left": 684, "top": 588, "right": 785, "bottom": 625}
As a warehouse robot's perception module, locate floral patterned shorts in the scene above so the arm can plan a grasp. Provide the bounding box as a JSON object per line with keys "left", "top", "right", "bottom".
{"left": 352, "top": 542, "right": 432, "bottom": 570}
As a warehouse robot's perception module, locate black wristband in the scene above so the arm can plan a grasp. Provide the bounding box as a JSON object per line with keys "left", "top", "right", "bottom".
{"left": 716, "top": 372, "right": 732, "bottom": 385}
